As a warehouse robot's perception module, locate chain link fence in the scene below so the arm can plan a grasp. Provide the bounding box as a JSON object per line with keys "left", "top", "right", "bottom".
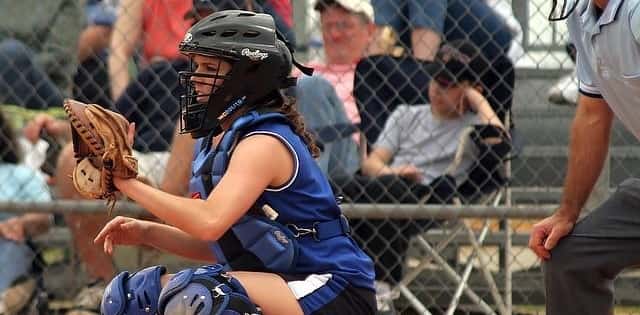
{"left": 0, "top": 0, "right": 638, "bottom": 314}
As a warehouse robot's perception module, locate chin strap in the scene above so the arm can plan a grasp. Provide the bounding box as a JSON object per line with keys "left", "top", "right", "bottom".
{"left": 277, "top": 30, "right": 314, "bottom": 76}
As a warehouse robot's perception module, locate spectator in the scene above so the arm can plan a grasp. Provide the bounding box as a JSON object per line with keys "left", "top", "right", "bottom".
{"left": 0, "top": 109, "right": 52, "bottom": 310}
{"left": 310, "top": 0, "right": 377, "bottom": 126}
{"left": 335, "top": 41, "right": 509, "bottom": 314}
{"left": 107, "top": 0, "right": 191, "bottom": 101}
{"left": 0, "top": 0, "right": 84, "bottom": 109}
{"left": 360, "top": 44, "right": 505, "bottom": 189}
{"left": 371, "top": 0, "right": 515, "bottom": 123}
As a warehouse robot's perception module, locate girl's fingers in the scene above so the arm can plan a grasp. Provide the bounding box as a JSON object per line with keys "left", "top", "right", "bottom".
{"left": 105, "top": 235, "right": 114, "bottom": 255}
{"left": 94, "top": 217, "right": 125, "bottom": 243}
{"left": 104, "top": 235, "right": 110, "bottom": 254}
{"left": 94, "top": 225, "right": 111, "bottom": 244}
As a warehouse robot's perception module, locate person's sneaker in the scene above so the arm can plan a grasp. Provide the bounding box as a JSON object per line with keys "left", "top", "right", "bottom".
{"left": 0, "top": 276, "right": 37, "bottom": 315}
{"left": 374, "top": 281, "right": 399, "bottom": 315}
{"left": 548, "top": 71, "right": 578, "bottom": 105}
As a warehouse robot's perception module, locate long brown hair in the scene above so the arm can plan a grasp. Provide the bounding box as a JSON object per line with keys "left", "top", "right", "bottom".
{"left": 271, "top": 94, "right": 320, "bottom": 158}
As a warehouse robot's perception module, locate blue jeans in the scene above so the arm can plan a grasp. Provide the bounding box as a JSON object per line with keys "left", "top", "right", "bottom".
{"left": 0, "top": 239, "right": 34, "bottom": 291}
{"left": 372, "top": 0, "right": 513, "bottom": 59}
{"left": 0, "top": 39, "right": 64, "bottom": 108}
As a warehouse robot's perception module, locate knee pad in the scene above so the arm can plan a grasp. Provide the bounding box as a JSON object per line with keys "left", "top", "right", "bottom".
{"left": 100, "top": 265, "right": 166, "bottom": 315}
{"left": 158, "top": 264, "right": 261, "bottom": 315}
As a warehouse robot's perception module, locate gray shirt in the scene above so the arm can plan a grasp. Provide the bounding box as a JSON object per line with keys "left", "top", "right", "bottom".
{"left": 569, "top": 0, "right": 640, "bottom": 140}
{"left": 375, "top": 104, "right": 480, "bottom": 185}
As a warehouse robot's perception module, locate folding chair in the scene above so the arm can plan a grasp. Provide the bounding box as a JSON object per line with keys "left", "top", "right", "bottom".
{"left": 353, "top": 55, "right": 515, "bottom": 315}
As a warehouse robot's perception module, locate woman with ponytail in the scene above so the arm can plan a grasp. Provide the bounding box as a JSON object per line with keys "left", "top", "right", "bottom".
{"left": 94, "top": 10, "right": 375, "bottom": 315}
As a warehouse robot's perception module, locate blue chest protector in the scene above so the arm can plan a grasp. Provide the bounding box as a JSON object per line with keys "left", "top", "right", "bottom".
{"left": 189, "top": 111, "right": 350, "bottom": 273}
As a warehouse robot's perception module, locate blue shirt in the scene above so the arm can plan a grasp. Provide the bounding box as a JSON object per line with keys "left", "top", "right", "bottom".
{"left": 0, "top": 164, "right": 51, "bottom": 221}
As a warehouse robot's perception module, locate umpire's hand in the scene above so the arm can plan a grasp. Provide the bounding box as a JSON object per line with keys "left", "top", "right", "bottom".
{"left": 528, "top": 211, "right": 576, "bottom": 260}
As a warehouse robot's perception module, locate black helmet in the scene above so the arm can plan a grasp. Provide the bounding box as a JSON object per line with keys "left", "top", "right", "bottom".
{"left": 178, "top": 10, "right": 312, "bottom": 138}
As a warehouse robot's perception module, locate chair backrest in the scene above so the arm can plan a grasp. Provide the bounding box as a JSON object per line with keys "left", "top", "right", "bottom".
{"left": 354, "top": 55, "right": 430, "bottom": 149}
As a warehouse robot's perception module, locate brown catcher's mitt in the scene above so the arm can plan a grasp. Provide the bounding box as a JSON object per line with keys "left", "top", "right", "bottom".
{"left": 63, "top": 99, "right": 138, "bottom": 215}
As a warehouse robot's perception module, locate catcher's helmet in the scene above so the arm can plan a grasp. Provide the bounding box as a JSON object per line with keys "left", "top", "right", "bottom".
{"left": 548, "top": 0, "right": 579, "bottom": 21}
{"left": 178, "top": 10, "right": 312, "bottom": 138}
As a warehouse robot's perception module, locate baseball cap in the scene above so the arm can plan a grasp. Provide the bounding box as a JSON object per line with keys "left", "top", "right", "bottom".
{"left": 314, "top": 0, "right": 374, "bottom": 22}
{"left": 425, "top": 40, "right": 488, "bottom": 87}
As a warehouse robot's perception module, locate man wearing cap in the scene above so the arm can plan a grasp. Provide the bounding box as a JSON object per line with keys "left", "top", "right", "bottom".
{"left": 371, "top": 0, "right": 515, "bottom": 124}
{"left": 352, "top": 40, "right": 506, "bottom": 314}
{"left": 529, "top": 0, "right": 640, "bottom": 314}
{"left": 309, "top": 0, "right": 377, "bottom": 127}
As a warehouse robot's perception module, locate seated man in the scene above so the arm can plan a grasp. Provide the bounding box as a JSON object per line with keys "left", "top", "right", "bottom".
{"left": 371, "top": 0, "right": 515, "bottom": 123}
{"left": 334, "top": 40, "right": 509, "bottom": 313}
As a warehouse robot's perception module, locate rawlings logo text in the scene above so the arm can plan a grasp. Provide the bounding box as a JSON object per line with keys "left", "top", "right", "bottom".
{"left": 241, "top": 48, "right": 268, "bottom": 61}
{"left": 183, "top": 32, "right": 193, "bottom": 43}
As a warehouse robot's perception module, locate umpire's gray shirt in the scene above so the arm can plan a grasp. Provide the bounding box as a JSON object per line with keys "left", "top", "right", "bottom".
{"left": 569, "top": 0, "right": 640, "bottom": 139}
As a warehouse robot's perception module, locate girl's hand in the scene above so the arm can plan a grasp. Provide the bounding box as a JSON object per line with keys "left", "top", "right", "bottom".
{"left": 93, "top": 216, "right": 149, "bottom": 255}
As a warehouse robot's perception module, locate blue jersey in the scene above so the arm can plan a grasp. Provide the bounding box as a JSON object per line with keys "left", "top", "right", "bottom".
{"left": 189, "top": 112, "right": 375, "bottom": 314}
{"left": 248, "top": 119, "right": 374, "bottom": 287}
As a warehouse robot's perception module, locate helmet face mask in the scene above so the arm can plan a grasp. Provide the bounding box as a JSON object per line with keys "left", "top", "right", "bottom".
{"left": 179, "top": 56, "right": 234, "bottom": 137}
{"left": 548, "top": 0, "right": 579, "bottom": 21}
{"left": 177, "top": 10, "right": 297, "bottom": 138}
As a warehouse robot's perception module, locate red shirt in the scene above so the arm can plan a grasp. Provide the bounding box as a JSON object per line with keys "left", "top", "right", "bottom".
{"left": 142, "top": 0, "right": 192, "bottom": 62}
{"left": 267, "top": 0, "right": 292, "bottom": 27}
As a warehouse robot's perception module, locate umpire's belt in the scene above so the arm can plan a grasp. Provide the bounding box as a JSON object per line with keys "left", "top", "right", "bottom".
{"left": 287, "top": 215, "right": 351, "bottom": 241}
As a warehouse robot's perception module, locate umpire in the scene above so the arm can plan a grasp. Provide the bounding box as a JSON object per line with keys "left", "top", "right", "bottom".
{"left": 528, "top": 0, "right": 640, "bottom": 314}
